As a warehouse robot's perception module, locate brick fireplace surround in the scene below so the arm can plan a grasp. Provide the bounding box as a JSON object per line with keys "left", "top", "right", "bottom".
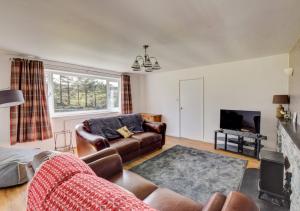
{"left": 277, "top": 119, "right": 300, "bottom": 211}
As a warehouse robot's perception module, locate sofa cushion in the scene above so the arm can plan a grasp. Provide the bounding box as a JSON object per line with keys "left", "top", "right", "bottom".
{"left": 119, "top": 114, "right": 144, "bottom": 133}
{"left": 87, "top": 116, "right": 123, "bottom": 140}
{"left": 143, "top": 188, "right": 203, "bottom": 211}
{"left": 117, "top": 126, "right": 134, "bottom": 138}
{"left": 132, "top": 132, "right": 162, "bottom": 148}
{"left": 110, "top": 138, "right": 140, "bottom": 156}
{"left": 110, "top": 170, "right": 158, "bottom": 200}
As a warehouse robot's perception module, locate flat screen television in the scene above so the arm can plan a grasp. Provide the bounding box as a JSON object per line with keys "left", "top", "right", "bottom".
{"left": 220, "top": 109, "right": 261, "bottom": 134}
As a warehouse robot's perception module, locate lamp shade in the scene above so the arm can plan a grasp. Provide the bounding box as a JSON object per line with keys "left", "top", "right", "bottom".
{"left": 143, "top": 58, "right": 152, "bottom": 68}
{"left": 145, "top": 67, "right": 154, "bottom": 72}
{"left": 272, "top": 95, "right": 290, "bottom": 104}
{"left": 0, "top": 90, "right": 24, "bottom": 108}
{"left": 152, "top": 61, "right": 161, "bottom": 70}
{"left": 131, "top": 59, "right": 141, "bottom": 70}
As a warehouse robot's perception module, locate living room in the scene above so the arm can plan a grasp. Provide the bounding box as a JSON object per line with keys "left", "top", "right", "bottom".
{"left": 0, "top": 1, "right": 300, "bottom": 211}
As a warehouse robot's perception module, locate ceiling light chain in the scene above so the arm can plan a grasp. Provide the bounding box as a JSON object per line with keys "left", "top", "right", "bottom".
{"left": 131, "top": 45, "right": 161, "bottom": 72}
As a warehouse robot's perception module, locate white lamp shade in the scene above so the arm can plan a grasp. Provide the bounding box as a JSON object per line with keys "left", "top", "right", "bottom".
{"left": 131, "top": 60, "right": 141, "bottom": 70}
{"left": 152, "top": 61, "right": 161, "bottom": 70}
{"left": 143, "top": 59, "right": 152, "bottom": 68}
{"left": 145, "top": 67, "right": 153, "bottom": 72}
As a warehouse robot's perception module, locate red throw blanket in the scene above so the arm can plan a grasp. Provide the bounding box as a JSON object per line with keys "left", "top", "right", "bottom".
{"left": 27, "top": 153, "right": 156, "bottom": 211}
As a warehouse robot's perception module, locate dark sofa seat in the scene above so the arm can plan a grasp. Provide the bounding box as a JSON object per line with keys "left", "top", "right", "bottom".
{"left": 132, "top": 132, "right": 162, "bottom": 148}
{"left": 76, "top": 113, "right": 167, "bottom": 162}
{"left": 110, "top": 138, "right": 139, "bottom": 157}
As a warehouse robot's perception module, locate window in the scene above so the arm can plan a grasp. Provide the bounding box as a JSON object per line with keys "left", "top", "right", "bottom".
{"left": 46, "top": 71, "right": 120, "bottom": 115}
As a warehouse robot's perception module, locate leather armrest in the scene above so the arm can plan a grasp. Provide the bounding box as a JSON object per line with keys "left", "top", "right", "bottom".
{"left": 75, "top": 124, "right": 110, "bottom": 151}
{"left": 202, "top": 192, "right": 226, "bottom": 211}
{"left": 81, "top": 148, "right": 118, "bottom": 164}
{"left": 143, "top": 121, "right": 166, "bottom": 134}
{"left": 88, "top": 154, "right": 123, "bottom": 179}
{"left": 76, "top": 124, "right": 108, "bottom": 145}
{"left": 221, "top": 191, "right": 259, "bottom": 211}
{"left": 143, "top": 121, "right": 167, "bottom": 145}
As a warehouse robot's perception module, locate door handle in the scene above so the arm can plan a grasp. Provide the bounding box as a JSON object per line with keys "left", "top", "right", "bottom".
{"left": 180, "top": 107, "right": 183, "bottom": 110}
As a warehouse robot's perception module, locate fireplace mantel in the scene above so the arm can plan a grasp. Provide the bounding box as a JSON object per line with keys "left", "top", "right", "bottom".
{"left": 277, "top": 119, "right": 300, "bottom": 211}
{"left": 278, "top": 118, "right": 300, "bottom": 150}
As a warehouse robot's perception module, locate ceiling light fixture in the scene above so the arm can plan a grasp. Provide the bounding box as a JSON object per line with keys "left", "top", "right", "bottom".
{"left": 131, "top": 45, "right": 161, "bottom": 72}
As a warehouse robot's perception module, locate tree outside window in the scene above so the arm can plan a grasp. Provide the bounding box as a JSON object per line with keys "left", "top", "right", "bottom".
{"left": 46, "top": 71, "right": 120, "bottom": 114}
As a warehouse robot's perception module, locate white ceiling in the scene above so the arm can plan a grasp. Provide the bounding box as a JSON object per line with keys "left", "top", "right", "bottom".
{"left": 0, "top": 0, "right": 300, "bottom": 72}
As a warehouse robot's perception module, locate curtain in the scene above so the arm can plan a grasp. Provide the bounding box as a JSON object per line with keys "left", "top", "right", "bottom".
{"left": 121, "top": 74, "right": 133, "bottom": 114}
{"left": 10, "top": 58, "right": 53, "bottom": 144}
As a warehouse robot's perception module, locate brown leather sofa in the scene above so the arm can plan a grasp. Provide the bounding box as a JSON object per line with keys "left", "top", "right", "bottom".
{"left": 82, "top": 148, "right": 259, "bottom": 211}
{"left": 76, "top": 114, "right": 166, "bottom": 162}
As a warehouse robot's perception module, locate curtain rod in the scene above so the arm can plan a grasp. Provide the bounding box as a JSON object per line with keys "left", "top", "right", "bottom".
{"left": 45, "top": 64, "right": 122, "bottom": 77}
{"left": 9, "top": 57, "right": 40, "bottom": 61}
{"left": 9, "top": 57, "right": 123, "bottom": 77}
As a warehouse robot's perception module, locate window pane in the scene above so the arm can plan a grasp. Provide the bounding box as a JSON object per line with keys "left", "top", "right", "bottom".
{"left": 108, "top": 81, "right": 120, "bottom": 108}
{"left": 51, "top": 73, "right": 111, "bottom": 113}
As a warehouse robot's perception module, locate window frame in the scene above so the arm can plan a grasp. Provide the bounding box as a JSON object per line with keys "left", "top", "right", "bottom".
{"left": 45, "top": 69, "right": 121, "bottom": 117}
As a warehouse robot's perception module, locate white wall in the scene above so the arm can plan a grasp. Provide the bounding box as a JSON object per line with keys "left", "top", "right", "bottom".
{"left": 0, "top": 51, "right": 143, "bottom": 149}
{"left": 0, "top": 53, "right": 11, "bottom": 146}
{"left": 142, "top": 54, "right": 289, "bottom": 149}
{"left": 129, "top": 73, "right": 145, "bottom": 113}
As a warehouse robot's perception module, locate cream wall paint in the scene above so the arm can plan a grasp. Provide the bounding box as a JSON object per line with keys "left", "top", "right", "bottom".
{"left": 130, "top": 73, "right": 146, "bottom": 113}
{"left": 289, "top": 38, "right": 300, "bottom": 113}
{"left": 0, "top": 51, "right": 144, "bottom": 149}
{"left": 142, "top": 54, "right": 289, "bottom": 149}
{"left": 0, "top": 53, "right": 11, "bottom": 146}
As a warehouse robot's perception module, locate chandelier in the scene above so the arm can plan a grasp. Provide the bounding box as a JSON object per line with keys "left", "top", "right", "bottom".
{"left": 131, "top": 45, "right": 161, "bottom": 72}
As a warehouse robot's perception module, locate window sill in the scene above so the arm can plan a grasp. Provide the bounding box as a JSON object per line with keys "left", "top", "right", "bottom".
{"left": 50, "top": 110, "right": 121, "bottom": 119}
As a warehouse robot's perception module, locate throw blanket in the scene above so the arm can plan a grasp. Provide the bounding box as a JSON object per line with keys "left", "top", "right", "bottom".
{"left": 27, "top": 153, "right": 156, "bottom": 211}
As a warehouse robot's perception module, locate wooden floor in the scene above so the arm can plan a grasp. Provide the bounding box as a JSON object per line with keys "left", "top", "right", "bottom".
{"left": 0, "top": 136, "right": 260, "bottom": 211}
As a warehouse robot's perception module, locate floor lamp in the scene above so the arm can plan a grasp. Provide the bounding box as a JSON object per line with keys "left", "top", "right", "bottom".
{"left": 0, "top": 89, "right": 24, "bottom": 144}
{"left": 0, "top": 90, "right": 24, "bottom": 107}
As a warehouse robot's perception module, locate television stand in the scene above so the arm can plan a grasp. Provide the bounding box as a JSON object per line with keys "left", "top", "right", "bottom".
{"left": 214, "top": 129, "right": 267, "bottom": 159}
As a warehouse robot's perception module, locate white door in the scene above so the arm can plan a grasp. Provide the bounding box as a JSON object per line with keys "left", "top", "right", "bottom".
{"left": 179, "top": 78, "right": 204, "bottom": 140}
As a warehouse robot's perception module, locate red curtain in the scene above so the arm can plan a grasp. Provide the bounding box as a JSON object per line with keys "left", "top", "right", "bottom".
{"left": 121, "top": 74, "right": 133, "bottom": 114}
{"left": 10, "top": 58, "right": 53, "bottom": 144}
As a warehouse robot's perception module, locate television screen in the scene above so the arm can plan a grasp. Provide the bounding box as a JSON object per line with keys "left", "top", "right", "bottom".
{"left": 220, "top": 109, "right": 261, "bottom": 133}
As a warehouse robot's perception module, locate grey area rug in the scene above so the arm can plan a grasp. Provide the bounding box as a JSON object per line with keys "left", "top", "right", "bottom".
{"left": 130, "top": 145, "right": 247, "bottom": 203}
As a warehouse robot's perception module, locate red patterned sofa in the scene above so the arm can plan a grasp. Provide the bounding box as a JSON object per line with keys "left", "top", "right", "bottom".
{"left": 27, "top": 149, "right": 259, "bottom": 211}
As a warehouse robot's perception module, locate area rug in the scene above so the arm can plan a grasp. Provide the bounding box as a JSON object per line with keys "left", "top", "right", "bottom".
{"left": 130, "top": 145, "right": 247, "bottom": 203}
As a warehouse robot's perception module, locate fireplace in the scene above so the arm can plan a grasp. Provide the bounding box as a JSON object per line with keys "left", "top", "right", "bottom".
{"left": 283, "top": 157, "right": 292, "bottom": 206}
{"left": 278, "top": 121, "right": 300, "bottom": 211}
{"left": 258, "top": 150, "right": 290, "bottom": 207}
